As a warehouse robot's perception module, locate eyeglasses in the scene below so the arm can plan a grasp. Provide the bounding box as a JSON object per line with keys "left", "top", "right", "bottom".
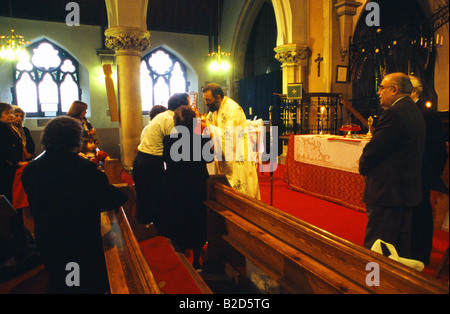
{"left": 378, "top": 85, "right": 394, "bottom": 91}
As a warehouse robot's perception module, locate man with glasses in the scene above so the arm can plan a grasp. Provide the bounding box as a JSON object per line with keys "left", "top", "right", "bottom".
{"left": 359, "top": 72, "right": 426, "bottom": 259}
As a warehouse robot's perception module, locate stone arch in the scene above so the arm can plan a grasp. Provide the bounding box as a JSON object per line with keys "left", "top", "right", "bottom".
{"left": 230, "top": 0, "right": 296, "bottom": 77}
{"left": 230, "top": 0, "right": 270, "bottom": 97}
{"left": 104, "top": 0, "right": 148, "bottom": 29}
{"left": 229, "top": 0, "right": 309, "bottom": 97}
{"left": 272, "top": 0, "right": 293, "bottom": 46}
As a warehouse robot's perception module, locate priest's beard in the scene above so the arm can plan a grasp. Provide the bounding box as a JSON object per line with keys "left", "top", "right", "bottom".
{"left": 207, "top": 100, "right": 221, "bottom": 113}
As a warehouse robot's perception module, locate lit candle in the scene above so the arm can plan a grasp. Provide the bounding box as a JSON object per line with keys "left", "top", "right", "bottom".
{"left": 437, "top": 34, "right": 440, "bottom": 46}
{"left": 320, "top": 107, "right": 325, "bottom": 135}
{"left": 441, "top": 36, "right": 443, "bottom": 46}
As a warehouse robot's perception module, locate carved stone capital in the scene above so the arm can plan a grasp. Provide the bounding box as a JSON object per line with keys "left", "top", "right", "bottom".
{"left": 274, "top": 44, "right": 310, "bottom": 66}
{"left": 334, "top": 1, "right": 362, "bottom": 61}
{"left": 334, "top": 0, "right": 363, "bottom": 17}
{"left": 105, "top": 27, "right": 151, "bottom": 54}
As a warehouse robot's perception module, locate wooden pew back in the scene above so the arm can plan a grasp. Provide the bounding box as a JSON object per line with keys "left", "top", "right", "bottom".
{"left": 102, "top": 166, "right": 212, "bottom": 294}
{"left": 101, "top": 203, "right": 162, "bottom": 294}
{"left": 205, "top": 176, "right": 449, "bottom": 294}
{"left": 104, "top": 159, "right": 127, "bottom": 185}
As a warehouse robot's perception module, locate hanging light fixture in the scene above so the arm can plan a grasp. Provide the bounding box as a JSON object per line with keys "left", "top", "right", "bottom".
{"left": 0, "top": 26, "right": 30, "bottom": 61}
{"left": 207, "top": 1, "right": 231, "bottom": 72}
{"left": 0, "top": 0, "right": 30, "bottom": 62}
{"left": 208, "top": 45, "right": 231, "bottom": 71}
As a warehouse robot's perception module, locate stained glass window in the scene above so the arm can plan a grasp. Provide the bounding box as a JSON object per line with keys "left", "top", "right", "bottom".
{"left": 13, "top": 39, "right": 80, "bottom": 117}
{"left": 140, "top": 48, "right": 187, "bottom": 114}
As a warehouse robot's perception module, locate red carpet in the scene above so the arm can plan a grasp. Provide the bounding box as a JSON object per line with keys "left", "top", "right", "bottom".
{"left": 259, "top": 164, "right": 367, "bottom": 244}
{"left": 139, "top": 236, "right": 204, "bottom": 294}
{"left": 258, "top": 163, "right": 449, "bottom": 282}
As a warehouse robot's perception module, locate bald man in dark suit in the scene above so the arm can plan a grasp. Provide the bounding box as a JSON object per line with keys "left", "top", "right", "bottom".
{"left": 359, "top": 72, "right": 426, "bottom": 258}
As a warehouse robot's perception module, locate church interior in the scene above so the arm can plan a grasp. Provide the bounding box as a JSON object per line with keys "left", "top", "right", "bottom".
{"left": 0, "top": 0, "right": 449, "bottom": 296}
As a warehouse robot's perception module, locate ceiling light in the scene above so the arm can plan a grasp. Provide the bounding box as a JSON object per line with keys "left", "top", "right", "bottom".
{"left": 0, "top": 26, "right": 30, "bottom": 62}
{"left": 208, "top": 45, "right": 231, "bottom": 72}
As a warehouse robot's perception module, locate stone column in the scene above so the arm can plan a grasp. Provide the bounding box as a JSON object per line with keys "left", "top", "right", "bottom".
{"left": 334, "top": 0, "right": 363, "bottom": 62}
{"left": 105, "top": 27, "right": 150, "bottom": 170}
{"left": 274, "top": 44, "right": 310, "bottom": 160}
{"left": 274, "top": 44, "right": 310, "bottom": 93}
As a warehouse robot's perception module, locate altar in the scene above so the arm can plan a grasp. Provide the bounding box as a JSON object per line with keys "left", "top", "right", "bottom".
{"left": 282, "top": 134, "right": 370, "bottom": 213}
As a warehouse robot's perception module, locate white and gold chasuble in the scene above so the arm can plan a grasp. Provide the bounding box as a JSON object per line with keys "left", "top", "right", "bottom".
{"left": 206, "top": 97, "right": 261, "bottom": 200}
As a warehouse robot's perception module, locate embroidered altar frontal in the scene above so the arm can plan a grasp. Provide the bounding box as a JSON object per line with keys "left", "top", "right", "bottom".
{"left": 283, "top": 135, "right": 369, "bottom": 213}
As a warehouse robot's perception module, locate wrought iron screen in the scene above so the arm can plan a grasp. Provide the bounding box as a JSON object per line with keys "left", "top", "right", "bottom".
{"left": 278, "top": 93, "right": 344, "bottom": 135}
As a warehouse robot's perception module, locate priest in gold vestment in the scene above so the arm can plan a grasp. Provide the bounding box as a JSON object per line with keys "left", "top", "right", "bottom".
{"left": 202, "top": 83, "right": 261, "bottom": 200}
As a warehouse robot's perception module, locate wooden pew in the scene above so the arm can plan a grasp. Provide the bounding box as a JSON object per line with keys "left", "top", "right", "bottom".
{"left": 102, "top": 162, "right": 212, "bottom": 294}
{"left": 205, "top": 176, "right": 449, "bottom": 294}
{"left": 101, "top": 204, "right": 162, "bottom": 294}
{"left": 104, "top": 159, "right": 130, "bottom": 185}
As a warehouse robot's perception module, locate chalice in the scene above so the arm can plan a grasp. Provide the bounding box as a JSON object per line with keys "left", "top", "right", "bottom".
{"left": 367, "top": 116, "right": 373, "bottom": 136}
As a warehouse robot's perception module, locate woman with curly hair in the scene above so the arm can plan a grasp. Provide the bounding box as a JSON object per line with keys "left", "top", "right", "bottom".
{"left": 22, "top": 116, "right": 128, "bottom": 294}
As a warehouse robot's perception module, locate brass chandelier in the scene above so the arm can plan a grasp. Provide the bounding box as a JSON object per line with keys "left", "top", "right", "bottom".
{"left": 207, "top": 45, "right": 231, "bottom": 71}
{"left": 0, "top": 26, "right": 30, "bottom": 61}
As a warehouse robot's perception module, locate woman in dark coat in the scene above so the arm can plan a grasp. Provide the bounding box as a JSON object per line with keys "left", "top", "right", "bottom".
{"left": 0, "top": 102, "right": 27, "bottom": 204}
{"left": 22, "top": 116, "right": 128, "bottom": 294}
{"left": 12, "top": 106, "right": 35, "bottom": 159}
{"left": 160, "top": 106, "right": 213, "bottom": 269}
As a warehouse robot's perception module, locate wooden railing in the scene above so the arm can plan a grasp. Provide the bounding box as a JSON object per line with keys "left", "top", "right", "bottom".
{"left": 205, "top": 176, "right": 449, "bottom": 294}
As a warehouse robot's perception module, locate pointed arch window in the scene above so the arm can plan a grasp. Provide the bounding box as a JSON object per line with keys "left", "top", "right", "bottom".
{"left": 13, "top": 39, "right": 80, "bottom": 117}
{"left": 140, "top": 48, "right": 187, "bottom": 114}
